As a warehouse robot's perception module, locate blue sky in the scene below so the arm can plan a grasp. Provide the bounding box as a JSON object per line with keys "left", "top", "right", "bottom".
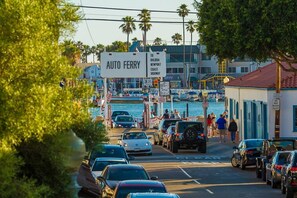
{"left": 69, "top": 0, "right": 199, "bottom": 46}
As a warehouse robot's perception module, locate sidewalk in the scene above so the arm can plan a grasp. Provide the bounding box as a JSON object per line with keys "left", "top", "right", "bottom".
{"left": 206, "top": 136, "right": 238, "bottom": 159}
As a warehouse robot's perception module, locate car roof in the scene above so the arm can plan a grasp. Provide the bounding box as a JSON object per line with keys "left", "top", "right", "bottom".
{"left": 92, "top": 144, "right": 124, "bottom": 150}
{"left": 128, "top": 193, "right": 179, "bottom": 198}
{"left": 117, "top": 180, "right": 165, "bottom": 187}
{"left": 94, "top": 157, "right": 127, "bottom": 162}
{"left": 106, "top": 164, "right": 144, "bottom": 170}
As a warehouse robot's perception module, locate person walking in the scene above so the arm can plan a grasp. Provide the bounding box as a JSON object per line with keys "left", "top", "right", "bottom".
{"left": 216, "top": 114, "right": 227, "bottom": 143}
{"left": 228, "top": 118, "right": 238, "bottom": 143}
{"left": 207, "top": 114, "right": 213, "bottom": 137}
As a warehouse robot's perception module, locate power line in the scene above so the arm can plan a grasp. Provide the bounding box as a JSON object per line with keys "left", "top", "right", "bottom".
{"left": 81, "top": 18, "right": 190, "bottom": 24}
{"left": 73, "top": 5, "right": 197, "bottom": 15}
{"left": 79, "top": 0, "right": 96, "bottom": 45}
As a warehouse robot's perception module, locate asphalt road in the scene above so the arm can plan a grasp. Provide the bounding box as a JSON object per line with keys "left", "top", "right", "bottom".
{"left": 78, "top": 127, "right": 287, "bottom": 198}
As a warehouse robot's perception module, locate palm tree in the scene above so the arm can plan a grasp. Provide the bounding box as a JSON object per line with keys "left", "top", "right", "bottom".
{"left": 177, "top": 4, "right": 190, "bottom": 87}
{"left": 153, "top": 37, "right": 162, "bottom": 46}
{"left": 186, "top": 20, "right": 196, "bottom": 87}
{"left": 61, "top": 40, "right": 81, "bottom": 65}
{"left": 119, "top": 16, "right": 136, "bottom": 52}
{"left": 82, "top": 44, "right": 91, "bottom": 63}
{"left": 138, "top": 9, "right": 152, "bottom": 52}
{"left": 95, "top": 44, "right": 104, "bottom": 62}
{"left": 90, "top": 46, "right": 97, "bottom": 63}
{"left": 172, "top": 33, "right": 182, "bottom": 45}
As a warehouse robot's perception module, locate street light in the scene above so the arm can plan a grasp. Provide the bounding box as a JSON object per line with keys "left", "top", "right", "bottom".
{"left": 202, "top": 90, "right": 209, "bottom": 139}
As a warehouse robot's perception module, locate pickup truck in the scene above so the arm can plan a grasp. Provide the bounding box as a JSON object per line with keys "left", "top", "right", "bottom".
{"left": 255, "top": 139, "right": 296, "bottom": 181}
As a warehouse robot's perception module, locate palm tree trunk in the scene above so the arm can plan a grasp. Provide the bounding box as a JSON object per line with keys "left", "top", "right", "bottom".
{"left": 189, "top": 32, "right": 193, "bottom": 88}
{"left": 127, "top": 33, "right": 130, "bottom": 52}
{"left": 183, "top": 17, "right": 186, "bottom": 88}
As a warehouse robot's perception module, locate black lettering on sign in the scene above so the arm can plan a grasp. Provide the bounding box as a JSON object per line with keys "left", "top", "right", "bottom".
{"left": 150, "top": 72, "right": 160, "bottom": 75}
{"left": 150, "top": 58, "right": 160, "bottom": 61}
{"left": 106, "top": 61, "right": 121, "bottom": 69}
{"left": 150, "top": 68, "right": 158, "bottom": 71}
{"left": 150, "top": 63, "right": 161, "bottom": 66}
{"left": 123, "top": 61, "right": 140, "bottom": 69}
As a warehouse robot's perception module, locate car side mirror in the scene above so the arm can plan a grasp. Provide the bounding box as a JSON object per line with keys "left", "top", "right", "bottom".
{"left": 150, "top": 176, "right": 158, "bottom": 180}
{"left": 148, "top": 136, "right": 152, "bottom": 139}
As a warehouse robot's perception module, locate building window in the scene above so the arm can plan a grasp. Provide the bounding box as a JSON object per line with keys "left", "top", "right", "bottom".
{"left": 190, "top": 68, "right": 195, "bottom": 73}
{"left": 200, "top": 67, "right": 211, "bottom": 73}
{"left": 228, "top": 67, "right": 236, "bottom": 73}
{"left": 173, "top": 68, "right": 178, "bottom": 73}
{"left": 178, "top": 68, "right": 183, "bottom": 73}
{"left": 201, "top": 53, "right": 211, "bottom": 60}
{"left": 167, "top": 68, "right": 173, "bottom": 73}
{"left": 293, "top": 105, "right": 297, "bottom": 132}
{"left": 241, "top": 67, "right": 248, "bottom": 73}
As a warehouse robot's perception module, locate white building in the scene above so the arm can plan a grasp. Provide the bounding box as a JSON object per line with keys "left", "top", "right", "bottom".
{"left": 225, "top": 62, "right": 297, "bottom": 140}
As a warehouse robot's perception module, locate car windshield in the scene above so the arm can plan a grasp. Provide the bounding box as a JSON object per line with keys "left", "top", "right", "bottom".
{"left": 92, "top": 161, "right": 127, "bottom": 171}
{"left": 91, "top": 147, "right": 127, "bottom": 159}
{"left": 107, "top": 169, "right": 149, "bottom": 180}
{"left": 163, "top": 120, "right": 181, "bottom": 129}
{"left": 246, "top": 140, "right": 263, "bottom": 148}
{"left": 117, "top": 116, "right": 133, "bottom": 122}
{"left": 116, "top": 186, "right": 166, "bottom": 198}
{"left": 277, "top": 153, "right": 290, "bottom": 165}
{"left": 123, "top": 132, "right": 146, "bottom": 140}
{"left": 112, "top": 111, "right": 129, "bottom": 117}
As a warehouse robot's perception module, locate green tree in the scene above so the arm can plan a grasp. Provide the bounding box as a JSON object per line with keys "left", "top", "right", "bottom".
{"left": 119, "top": 16, "right": 136, "bottom": 52}
{"left": 95, "top": 43, "right": 105, "bottom": 62}
{"left": 172, "top": 33, "right": 182, "bottom": 45}
{"left": 82, "top": 44, "right": 91, "bottom": 63}
{"left": 61, "top": 40, "right": 81, "bottom": 65}
{"left": 138, "top": 9, "right": 152, "bottom": 52}
{"left": 177, "top": 4, "right": 190, "bottom": 87}
{"left": 0, "top": 1, "right": 105, "bottom": 197}
{"left": 194, "top": 0, "right": 297, "bottom": 71}
{"left": 106, "top": 41, "right": 127, "bottom": 52}
{"left": 153, "top": 37, "right": 163, "bottom": 46}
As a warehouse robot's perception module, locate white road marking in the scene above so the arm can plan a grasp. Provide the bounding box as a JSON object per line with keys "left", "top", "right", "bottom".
{"left": 178, "top": 166, "right": 192, "bottom": 178}
{"left": 206, "top": 189, "right": 214, "bottom": 194}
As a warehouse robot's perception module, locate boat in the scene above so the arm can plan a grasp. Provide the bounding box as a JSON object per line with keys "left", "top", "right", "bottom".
{"left": 110, "top": 96, "right": 143, "bottom": 104}
{"left": 171, "top": 93, "right": 181, "bottom": 102}
{"left": 187, "top": 91, "right": 199, "bottom": 102}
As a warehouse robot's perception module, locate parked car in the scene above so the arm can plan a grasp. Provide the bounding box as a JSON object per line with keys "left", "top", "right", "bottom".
{"left": 113, "top": 115, "right": 137, "bottom": 128}
{"left": 113, "top": 180, "right": 167, "bottom": 198}
{"left": 127, "top": 193, "right": 180, "bottom": 198}
{"left": 256, "top": 139, "right": 296, "bottom": 180}
{"left": 118, "top": 131, "right": 152, "bottom": 155}
{"left": 111, "top": 111, "right": 130, "bottom": 122}
{"left": 77, "top": 144, "right": 134, "bottom": 196}
{"left": 265, "top": 151, "right": 290, "bottom": 188}
{"left": 171, "top": 121, "right": 206, "bottom": 153}
{"left": 153, "top": 119, "right": 182, "bottom": 145}
{"left": 281, "top": 151, "right": 297, "bottom": 198}
{"left": 97, "top": 164, "right": 158, "bottom": 198}
{"left": 91, "top": 157, "right": 128, "bottom": 179}
{"left": 231, "top": 139, "right": 264, "bottom": 170}
{"left": 162, "top": 125, "right": 176, "bottom": 149}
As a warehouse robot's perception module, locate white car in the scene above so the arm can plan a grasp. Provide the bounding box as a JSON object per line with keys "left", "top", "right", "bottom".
{"left": 91, "top": 157, "right": 128, "bottom": 179}
{"left": 118, "top": 131, "right": 152, "bottom": 155}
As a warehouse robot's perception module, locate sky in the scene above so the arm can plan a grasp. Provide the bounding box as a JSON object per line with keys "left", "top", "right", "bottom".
{"left": 69, "top": 0, "right": 199, "bottom": 47}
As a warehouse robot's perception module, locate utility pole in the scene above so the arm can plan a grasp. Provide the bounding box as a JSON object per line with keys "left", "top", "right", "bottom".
{"left": 274, "top": 62, "right": 281, "bottom": 140}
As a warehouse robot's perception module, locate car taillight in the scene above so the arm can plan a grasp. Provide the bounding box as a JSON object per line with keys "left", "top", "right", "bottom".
{"left": 274, "top": 165, "right": 282, "bottom": 170}
{"left": 200, "top": 133, "right": 205, "bottom": 137}
{"left": 245, "top": 150, "right": 253, "bottom": 155}
{"left": 176, "top": 133, "right": 180, "bottom": 137}
{"left": 290, "top": 167, "right": 297, "bottom": 173}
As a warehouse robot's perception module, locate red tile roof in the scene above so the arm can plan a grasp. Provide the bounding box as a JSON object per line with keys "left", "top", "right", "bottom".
{"left": 226, "top": 62, "right": 297, "bottom": 88}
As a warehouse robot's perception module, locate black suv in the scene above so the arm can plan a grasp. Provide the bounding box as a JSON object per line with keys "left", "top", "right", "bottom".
{"left": 171, "top": 121, "right": 206, "bottom": 153}
{"left": 153, "top": 119, "right": 182, "bottom": 145}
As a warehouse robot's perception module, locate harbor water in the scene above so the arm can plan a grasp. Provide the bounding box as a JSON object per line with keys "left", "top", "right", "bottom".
{"left": 91, "top": 101, "right": 225, "bottom": 120}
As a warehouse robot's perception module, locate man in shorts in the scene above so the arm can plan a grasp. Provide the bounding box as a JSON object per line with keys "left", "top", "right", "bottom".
{"left": 216, "top": 114, "right": 227, "bottom": 143}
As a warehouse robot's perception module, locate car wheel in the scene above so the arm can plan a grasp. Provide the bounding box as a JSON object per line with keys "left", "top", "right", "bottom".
{"left": 167, "top": 141, "right": 171, "bottom": 150}
{"left": 231, "top": 156, "right": 239, "bottom": 167}
{"left": 286, "top": 188, "right": 294, "bottom": 198}
{"left": 240, "top": 158, "right": 246, "bottom": 170}
{"left": 158, "top": 140, "right": 163, "bottom": 146}
{"left": 199, "top": 143, "right": 206, "bottom": 153}
{"left": 271, "top": 177, "right": 277, "bottom": 188}
{"left": 162, "top": 140, "right": 165, "bottom": 147}
{"left": 281, "top": 180, "right": 286, "bottom": 194}
{"left": 256, "top": 167, "right": 261, "bottom": 178}
{"left": 172, "top": 142, "right": 178, "bottom": 153}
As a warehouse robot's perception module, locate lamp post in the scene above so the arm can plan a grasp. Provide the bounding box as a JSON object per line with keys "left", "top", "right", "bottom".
{"left": 202, "top": 90, "right": 209, "bottom": 140}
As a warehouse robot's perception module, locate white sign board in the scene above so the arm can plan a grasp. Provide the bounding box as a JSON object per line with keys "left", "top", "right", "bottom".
{"left": 159, "top": 81, "right": 170, "bottom": 96}
{"left": 100, "top": 52, "right": 166, "bottom": 78}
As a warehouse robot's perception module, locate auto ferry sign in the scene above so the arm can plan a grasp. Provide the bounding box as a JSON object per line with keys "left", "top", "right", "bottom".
{"left": 101, "top": 52, "right": 166, "bottom": 78}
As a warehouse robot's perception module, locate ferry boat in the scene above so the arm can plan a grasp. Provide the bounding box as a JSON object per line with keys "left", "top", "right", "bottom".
{"left": 187, "top": 91, "right": 200, "bottom": 102}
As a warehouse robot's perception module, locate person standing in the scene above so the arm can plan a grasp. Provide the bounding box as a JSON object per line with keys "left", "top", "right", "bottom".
{"left": 174, "top": 109, "right": 181, "bottom": 119}
{"left": 207, "top": 114, "right": 213, "bottom": 137}
{"left": 216, "top": 114, "right": 227, "bottom": 143}
{"left": 228, "top": 118, "right": 238, "bottom": 143}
